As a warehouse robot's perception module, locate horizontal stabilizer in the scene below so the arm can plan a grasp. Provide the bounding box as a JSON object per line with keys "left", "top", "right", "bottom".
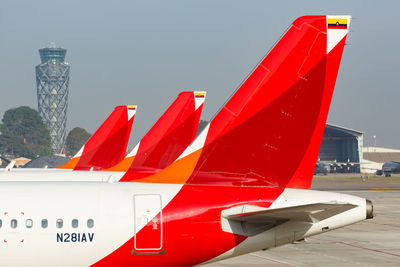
{"left": 223, "top": 202, "right": 356, "bottom": 224}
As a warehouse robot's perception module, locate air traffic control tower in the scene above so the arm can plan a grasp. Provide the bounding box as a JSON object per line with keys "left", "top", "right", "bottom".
{"left": 36, "top": 43, "right": 70, "bottom": 154}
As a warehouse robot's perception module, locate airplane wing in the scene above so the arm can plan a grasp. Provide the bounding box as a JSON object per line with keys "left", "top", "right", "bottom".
{"left": 223, "top": 202, "right": 357, "bottom": 224}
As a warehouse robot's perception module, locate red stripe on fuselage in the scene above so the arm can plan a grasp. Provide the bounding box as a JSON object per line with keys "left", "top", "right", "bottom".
{"left": 92, "top": 185, "right": 284, "bottom": 267}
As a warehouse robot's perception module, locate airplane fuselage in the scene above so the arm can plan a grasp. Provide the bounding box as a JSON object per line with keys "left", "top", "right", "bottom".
{"left": 0, "top": 182, "right": 368, "bottom": 266}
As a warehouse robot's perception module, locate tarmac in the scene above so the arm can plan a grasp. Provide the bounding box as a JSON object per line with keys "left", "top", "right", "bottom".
{"left": 204, "top": 175, "right": 400, "bottom": 266}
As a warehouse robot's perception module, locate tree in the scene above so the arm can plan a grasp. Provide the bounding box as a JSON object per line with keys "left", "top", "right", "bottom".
{"left": 65, "top": 127, "right": 91, "bottom": 157}
{"left": 0, "top": 106, "right": 52, "bottom": 158}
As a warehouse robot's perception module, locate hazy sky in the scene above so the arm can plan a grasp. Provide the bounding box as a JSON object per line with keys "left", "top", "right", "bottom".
{"left": 1, "top": 0, "right": 399, "bottom": 149}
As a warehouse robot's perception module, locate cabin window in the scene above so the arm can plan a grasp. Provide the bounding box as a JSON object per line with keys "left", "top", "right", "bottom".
{"left": 41, "top": 219, "right": 48, "bottom": 228}
{"left": 56, "top": 219, "right": 63, "bottom": 228}
{"left": 26, "top": 219, "right": 33, "bottom": 228}
{"left": 11, "top": 219, "right": 17, "bottom": 228}
{"left": 72, "top": 219, "right": 78, "bottom": 228}
{"left": 87, "top": 219, "right": 94, "bottom": 228}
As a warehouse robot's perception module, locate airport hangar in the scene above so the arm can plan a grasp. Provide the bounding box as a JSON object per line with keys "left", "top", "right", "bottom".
{"left": 317, "top": 123, "right": 363, "bottom": 173}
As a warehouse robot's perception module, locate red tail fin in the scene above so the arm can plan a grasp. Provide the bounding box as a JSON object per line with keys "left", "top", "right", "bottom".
{"left": 182, "top": 15, "right": 350, "bottom": 188}
{"left": 58, "top": 105, "right": 136, "bottom": 171}
{"left": 119, "top": 91, "right": 205, "bottom": 180}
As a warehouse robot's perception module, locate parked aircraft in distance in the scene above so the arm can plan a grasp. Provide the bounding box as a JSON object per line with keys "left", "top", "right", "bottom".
{"left": 314, "top": 161, "right": 331, "bottom": 175}
{"left": 314, "top": 159, "right": 362, "bottom": 174}
{"left": 379, "top": 161, "right": 400, "bottom": 177}
{"left": 0, "top": 15, "right": 373, "bottom": 266}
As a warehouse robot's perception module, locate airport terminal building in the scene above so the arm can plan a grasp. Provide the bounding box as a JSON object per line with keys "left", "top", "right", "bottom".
{"left": 318, "top": 124, "right": 363, "bottom": 173}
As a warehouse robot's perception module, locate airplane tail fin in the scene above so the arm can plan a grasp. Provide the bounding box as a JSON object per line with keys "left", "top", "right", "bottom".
{"left": 57, "top": 105, "right": 136, "bottom": 171}
{"left": 118, "top": 91, "right": 205, "bottom": 180}
{"left": 127, "top": 15, "right": 350, "bottom": 189}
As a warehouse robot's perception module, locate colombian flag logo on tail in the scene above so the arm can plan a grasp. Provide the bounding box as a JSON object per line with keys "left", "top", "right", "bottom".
{"left": 195, "top": 92, "right": 205, "bottom": 98}
{"left": 328, "top": 18, "right": 348, "bottom": 29}
{"left": 128, "top": 105, "right": 137, "bottom": 110}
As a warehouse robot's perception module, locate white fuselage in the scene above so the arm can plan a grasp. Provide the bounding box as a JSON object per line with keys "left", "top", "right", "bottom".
{"left": 0, "top": 180, "right": 368, "bottom": 266}
{"left": 0, "top": 182, "right": 181, "bottom": 266}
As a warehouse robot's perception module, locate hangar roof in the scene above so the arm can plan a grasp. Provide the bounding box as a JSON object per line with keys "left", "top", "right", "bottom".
{"left": 324, "top": 123, "right": 363, "bottom": 138}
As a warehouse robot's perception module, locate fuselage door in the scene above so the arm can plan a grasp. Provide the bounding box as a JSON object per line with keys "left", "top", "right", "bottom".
{"left": 133, "top": 194, "right": 163, "bottom": 254}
